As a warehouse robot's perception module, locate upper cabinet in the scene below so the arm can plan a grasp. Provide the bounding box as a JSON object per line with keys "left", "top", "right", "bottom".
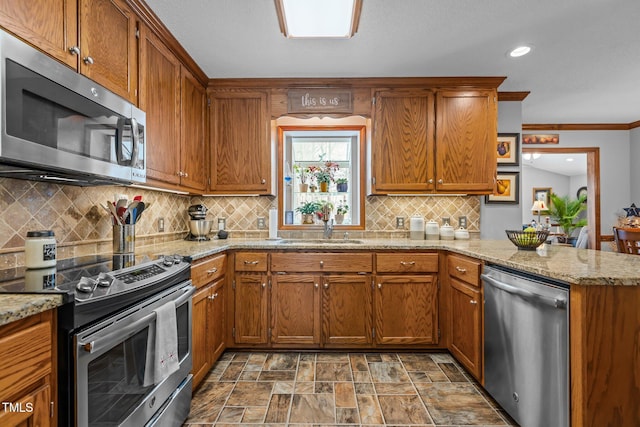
{"left": 140, "top": 25, "right": 207, "bottom": 193}
{"left": 0, "top": 0, "right": 138, "bottom": 103}
{"left": 371, "top": 88, "right": 435, "bottom": 193}
{"left": 370, "top": 86, "right": 497, "bottom": 195}
{"left": 435, "top": 90, "right": 497, "bottom": 194}
{"left": 0, "top": 0, "right": 78, "bottom": 68}
{"left": 209, "top": 90, "right": 273, "bottom": 194}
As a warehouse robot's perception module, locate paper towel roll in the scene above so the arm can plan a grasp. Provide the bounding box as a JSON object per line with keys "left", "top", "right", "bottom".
{"left": 268, "top": 208, "right": 278, "bottom": 239}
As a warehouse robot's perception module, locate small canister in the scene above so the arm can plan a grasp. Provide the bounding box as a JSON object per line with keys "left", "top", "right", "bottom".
{"left": 440, "top": 222, "right": 454, "bottom": 240}
{"left": 425, "top": 220, "right": 440, "bottom": 240}
{"left": 25, "top": 230, "right": 57, "bottom": 269}
{"left": 409, "top": 216, "right": 425, "bottom": 240}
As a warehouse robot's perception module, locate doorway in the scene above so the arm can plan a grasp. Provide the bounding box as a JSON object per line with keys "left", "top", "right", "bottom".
{"left": 522, "top": 147, "right": 600, "bottom": 249}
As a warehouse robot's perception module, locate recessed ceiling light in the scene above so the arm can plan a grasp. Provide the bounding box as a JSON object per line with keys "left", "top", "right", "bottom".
{"left": 566, "top": 158, "right": 575, "bottom": 162}
{"left": 275, "top": 0, "right": 362, "bottom": 38}
{"left": 509, "top": 46, "right": 532, "bottom": 57}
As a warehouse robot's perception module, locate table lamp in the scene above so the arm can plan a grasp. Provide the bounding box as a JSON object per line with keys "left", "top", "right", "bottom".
{"left": 531, "top": 200, "right": 547, "bottom": 228}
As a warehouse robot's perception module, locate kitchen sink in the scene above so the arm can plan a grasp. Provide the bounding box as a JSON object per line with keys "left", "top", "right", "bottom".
{"left": 277, "top": 239, "right": 364, "bottom": 245}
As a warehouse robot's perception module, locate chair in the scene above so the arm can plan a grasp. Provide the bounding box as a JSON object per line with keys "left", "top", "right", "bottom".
{"left": 575, "top": 226, "right": 589, "bottom": 249}
{"left": 613, "top": 227, "right": 640, "bottom": 255}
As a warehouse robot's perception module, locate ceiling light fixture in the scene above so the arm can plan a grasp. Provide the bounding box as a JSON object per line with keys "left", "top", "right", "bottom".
{"left": 275, "top": 0, "right": 362, "bottom": 38}
{"left": 509, "top": 45, "right": 532, "bottom": 57}
{"left": 566, "top": 158, "right": 575, "bottom": 162}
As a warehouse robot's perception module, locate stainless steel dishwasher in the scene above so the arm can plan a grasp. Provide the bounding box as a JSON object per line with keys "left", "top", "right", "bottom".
{"left": 481, "top": 265, "right": 569, "bottom": 427}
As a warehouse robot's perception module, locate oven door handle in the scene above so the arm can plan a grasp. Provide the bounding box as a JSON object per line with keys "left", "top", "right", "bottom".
{"left": 79, "top": 285, "right": 195, "bottom": 354}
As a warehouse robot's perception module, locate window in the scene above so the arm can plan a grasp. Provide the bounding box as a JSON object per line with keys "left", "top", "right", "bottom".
{"left": 278, "top": 125, "right": 365, "bottom": 229}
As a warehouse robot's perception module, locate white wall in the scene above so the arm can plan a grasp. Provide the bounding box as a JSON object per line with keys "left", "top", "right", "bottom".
{"left": 630, "top": 127, "right": 640, "bottom": 202}
{"left": 480, "top": 101, "right": 523, "bottom": 239}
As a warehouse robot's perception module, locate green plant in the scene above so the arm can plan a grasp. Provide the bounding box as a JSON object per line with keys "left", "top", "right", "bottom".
{"left": 335, "top": 178, "right": 348, "bottom": 184}
{"left": 336, "top": 203, "right": 349, "bottom": 215}
{"left": 293, "top": 164, "right": 310, "bottom": 184}
{"left": 314, "top": 170, "right": 332, "bottom": 184}
{"left": 296, "top": 201, "right": 320, "bottom": 215}
{"left": 548, "top": 192, "right": 587, "bottom": 238}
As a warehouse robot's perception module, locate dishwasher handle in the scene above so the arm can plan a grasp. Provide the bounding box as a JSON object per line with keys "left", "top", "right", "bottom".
{"left": 481, "top": 273, "right": 567, "bottom": 309}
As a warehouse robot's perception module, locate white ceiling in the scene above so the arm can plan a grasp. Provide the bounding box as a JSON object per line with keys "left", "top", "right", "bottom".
{"left": 522, "top": 153, "right": 587, "bottom": 177}
{"left": 145, "top": 0, "right": 640, "bottom": 124}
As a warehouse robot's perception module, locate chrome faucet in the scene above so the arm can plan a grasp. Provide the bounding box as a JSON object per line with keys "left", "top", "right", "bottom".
{"left": 321, "top": 204, "right": 333, "bottom": 239}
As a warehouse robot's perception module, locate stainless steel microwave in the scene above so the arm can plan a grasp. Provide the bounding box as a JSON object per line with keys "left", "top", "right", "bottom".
{"left": 0, "top": 29, "right": 145, "bottom": 186}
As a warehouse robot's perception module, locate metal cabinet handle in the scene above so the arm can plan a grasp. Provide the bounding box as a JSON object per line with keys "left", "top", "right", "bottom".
{"left": 438, "top": 178, "right": 444, "bottom": 184}
{"left": 214, "top": 292, "right": 218, "bottom": 298}
{"left": 455, "top": 266, "right": 467, "bottom": 273}
{"left": 315, "top": 283, "right": 319, "bottom": 289}
{"left": 208, "top": 295, "right": 215, "bottom": 300}
{"left": 244, "top": 260, "right": 260, "bottom": 265}
{"left": 400, "top": 261, "right": 416, "bottom": 266}
{"left": 428, "top": 178, "right": 434, "bottom": 184}
{"left": 323, "top": 283, "right": 329, "bottom": 289}
{"left": 206, "top": 267, "right": 218, "bottom": 274}
{"left": 377, "top": 283, "right": 382, "bottom": 289}
{"left": 83, "top": 56, "right": 94, "bottom": 65}
{"left": 183, "top": 172, "right": 188, "bottom": 178}
{"left": 261, "top": 178, "right": 266, "bottom": 184}
{"left": 262, "top": 283, "right": 266, "bottom": 288}
{"left": 68, "top": 46, "right": 80, "bottom": 55}
{"left": 470, "top": 300, "right": 478, "bottom": 304}
{"left": 319, "top": 260, "right": 324, "bottom": 267}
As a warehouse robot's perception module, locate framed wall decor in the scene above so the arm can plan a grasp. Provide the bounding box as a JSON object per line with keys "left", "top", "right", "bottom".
{"left": 522, "top": 133, "right": 559, "bottom": 144}
{"left": 496, "top": 133, "right": 519, "bottom": 165}
{"left": 533, "top": 187, "right": 552, "bottom": 207}
{"left": 485, "top": 172, "right": 519, "bottom": 204}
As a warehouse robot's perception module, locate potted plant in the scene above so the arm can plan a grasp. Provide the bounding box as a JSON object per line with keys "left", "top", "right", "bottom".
{"left": 296, "top": 201, "right": 320, "bottom": 224}
{"left": 335, "top": 202, "right": 349, "bottom": 224}
{"left": 548, "top": 192, "right": 587, "bottom": 244}
{"left": 336, "top": 178, "right": 348, "bottom": 192}
{"left": 293, "top": 164, "right": 309, "bottom": 192}
{"left": 309, "top": 161, "right": 339, "bottom": 193}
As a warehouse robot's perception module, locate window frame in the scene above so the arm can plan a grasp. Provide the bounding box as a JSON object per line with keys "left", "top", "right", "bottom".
{"left": 277, "top": 125, "right": 366, "bottom": 230}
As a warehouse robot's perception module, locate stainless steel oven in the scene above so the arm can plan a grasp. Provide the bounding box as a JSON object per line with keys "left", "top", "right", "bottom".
{"left": 75, "top": 281, "right": 194, "bottom": 427}
{"left": 0, "top": 29, "right": 146, "bottom": 185}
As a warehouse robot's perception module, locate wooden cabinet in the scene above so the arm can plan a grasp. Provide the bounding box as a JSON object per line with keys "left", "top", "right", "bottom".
{"left": 371, "top": 88, "right": 435, "bottom": 193}
{"left": 191, "top": 254, "right": 226, "bottom": 389}
{"left": 0, "top": 0, "right": 138, "bottom": 102}
{"left": 78, "top": 0, "right": 138, "bottom": 102}
{"left": 0, "top": 310, "right": 56, "bottom": 427}
{"left": 0, "top": 0, "right": 77, "bottom": 68}
{"left": 141, "top": 25, "right": 206, "bottom": 192}
{"left": 322, "top": 274, "right": 372, "bottom": 347}
{"left": 271, "top": 274, "right": 321, "bottom": 345}
{"left": 447, "top": 254, "right": 483, "bottom": 381}
{"left": 209, "top": 90, "right": 273, "bottom": 194}
{"left": 435, "top": 90, "right": 497, "bottom": 193}
{"left": 232, "top": 252, "right": 269, "bottom": 345}
{"left": 370, "top": 88, "right": 497, "bottom": 195}
{"left": 374, "top": 252, "right": 439, "bottom": 345}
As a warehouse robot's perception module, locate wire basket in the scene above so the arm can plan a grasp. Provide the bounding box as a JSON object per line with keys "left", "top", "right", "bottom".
{"left": 505, "top": 229, "right": 549, "bottom": 250}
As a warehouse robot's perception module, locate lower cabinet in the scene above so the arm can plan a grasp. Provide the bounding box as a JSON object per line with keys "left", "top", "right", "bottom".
{"left": 233, "top": 273, "right": 269, "bottom": 345}
{"left": 271, "top": 274, "right": 321, "bottom": 345}
{"left": 322, "top": 274, "right": 373, "bottom": 347}
{"left": 374, "top": 274, "right": 439, "bottom": 345}
{"left": 449, "top": 278, "right": 482, "bottom": 379}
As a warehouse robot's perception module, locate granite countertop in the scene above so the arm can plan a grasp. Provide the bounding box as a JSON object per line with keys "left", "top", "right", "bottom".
{"left": 3, "top": 237, "right": 639, "bottom": 327}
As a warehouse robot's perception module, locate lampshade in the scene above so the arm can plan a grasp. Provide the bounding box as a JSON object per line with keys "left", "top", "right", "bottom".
{"left": 531, "top": 200, "right": 547, "bottom": 212}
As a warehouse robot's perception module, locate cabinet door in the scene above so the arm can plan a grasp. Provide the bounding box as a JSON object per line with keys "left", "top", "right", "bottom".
{"left": 371, "top": 88, "right": 435, "bottom": 193}
{"left": 191, "top": 285, "right": 211, "bottom": 388}
{"left": 323, "top": 274, "right": 372, "bottom": 347}
{"left": 0, "top": 0, "right": 77, "bottom": 68}
{"left": 435, "top": 90, "right": 497, "bottom": 193}
{"left": 79, "top": 0, "right": 138, "bottom": 102}
{"left": 0, "top": 383, "right": 51, "bottom": 427}
{"left": 271, "top": 274, "right": 321, "bottom": 345}
{"left": 234, "top": 273, "right": 269, "bottom": 345}
{"left": 210, "top": 280, "right": 226, "bottom": 362}
{"left": 180, "top": 66, "right": 207, "bottom": 192}
{"left": 139, "top": 25, "right": 181, "bottom": 185}
{"left": 210, "top": 90, "right": 271, "bottom": 194}
{"left": 449, "top": 278, "right": 482, "bottom": 380}
{"left": 374, "top": 275, "right": 438, "bottom": 345}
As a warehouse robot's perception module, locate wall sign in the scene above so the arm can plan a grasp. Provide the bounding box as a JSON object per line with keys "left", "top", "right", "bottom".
{"left": 287, "top": 88, "right": 353, "bottom": 114}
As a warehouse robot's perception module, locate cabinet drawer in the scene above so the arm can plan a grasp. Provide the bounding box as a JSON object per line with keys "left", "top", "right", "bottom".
{"left": 234, "top": 252, "right": 268, "bottom": 272}
{"left": 376, "top": 253, "right": 439, "bottom": 273}
{"left": 0, "top": 320, "right": 51, "bottom": 400}
{"left": 271, "top": 253, "right": 372, "bottom": 272}
{"left": 448, "top": 254, "right": 481, "bottom": 287}
{"left": 192, "top": 253, "right": 226, "bottom": 288}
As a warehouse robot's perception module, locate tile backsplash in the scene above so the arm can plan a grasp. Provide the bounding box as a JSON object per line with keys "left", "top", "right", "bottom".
{"left": 0, "top": 177, "right": 480, "bottom": 265}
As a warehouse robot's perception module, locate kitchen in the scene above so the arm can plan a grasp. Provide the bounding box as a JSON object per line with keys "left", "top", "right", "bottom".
{"left": 0, "top": 0, "right": 639, "bottom": 426}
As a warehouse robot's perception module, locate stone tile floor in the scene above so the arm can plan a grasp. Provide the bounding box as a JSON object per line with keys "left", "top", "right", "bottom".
{"left": 184, "top": 351, "right": 519, "bottom": 426}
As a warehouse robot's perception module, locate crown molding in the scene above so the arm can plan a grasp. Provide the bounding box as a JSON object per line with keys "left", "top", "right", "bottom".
{"left": 497, "top": 91, "right": 530, "bottom": 101}
{"left": 522, "top": 123, "right": 636, "bottom": 131}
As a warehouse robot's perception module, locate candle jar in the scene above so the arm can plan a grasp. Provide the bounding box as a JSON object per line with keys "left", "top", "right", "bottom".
{"left": 25, "top": 230, "right": 57, "bottom": 269}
